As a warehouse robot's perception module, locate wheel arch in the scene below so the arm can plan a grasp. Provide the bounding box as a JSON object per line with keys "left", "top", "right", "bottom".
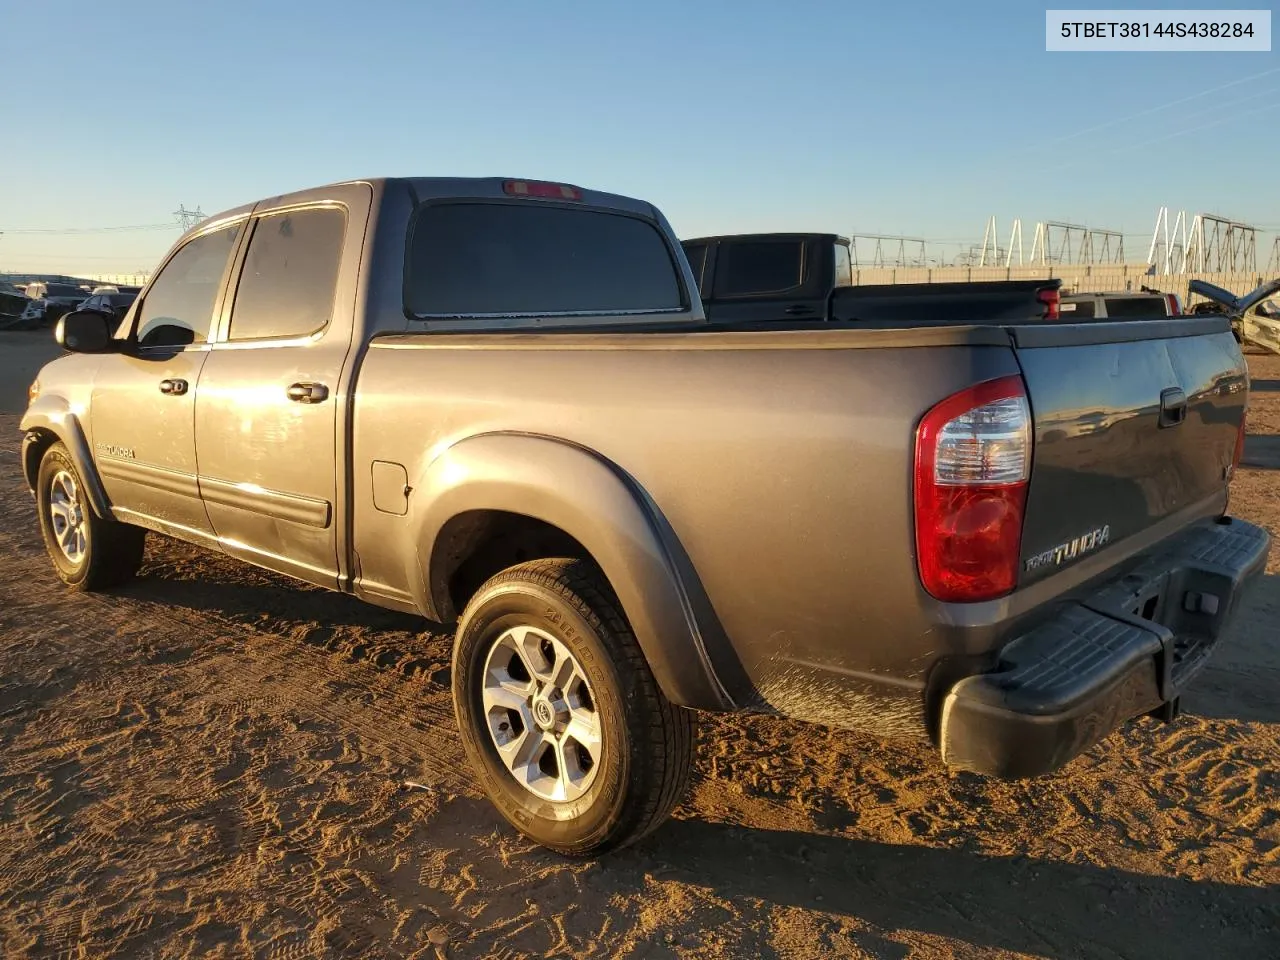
{"left": 20, "top": 397, "right": 113, "bottom": 519}
{"left": 410, "top": 433, "right": 736, "bottom": 711}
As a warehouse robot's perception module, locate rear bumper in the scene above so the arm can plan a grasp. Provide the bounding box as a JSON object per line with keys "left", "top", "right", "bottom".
{"left": 940, "top": 516, "right": 1269, "bottom": 778}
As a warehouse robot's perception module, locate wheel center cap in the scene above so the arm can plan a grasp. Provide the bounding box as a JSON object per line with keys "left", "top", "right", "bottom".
{"left": 532, "top": 698, "right": 556, "bottom": 730}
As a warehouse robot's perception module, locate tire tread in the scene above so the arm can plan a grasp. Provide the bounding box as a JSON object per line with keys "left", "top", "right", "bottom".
{"left": 465, "top": 558, "right": 694, "bottom": 854}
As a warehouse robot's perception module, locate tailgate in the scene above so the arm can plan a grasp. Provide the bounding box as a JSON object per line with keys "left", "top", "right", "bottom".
{"left": 1009, "top": 317, "right": 1246, "bottom": 587}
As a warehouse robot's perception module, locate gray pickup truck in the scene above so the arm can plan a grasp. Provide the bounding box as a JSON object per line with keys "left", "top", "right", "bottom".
{"left": 21, "top": 177, "right": 1269, "bottom": 856}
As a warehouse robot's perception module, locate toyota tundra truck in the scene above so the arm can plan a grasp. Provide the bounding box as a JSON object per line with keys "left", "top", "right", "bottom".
{"left": 21, "top": 177, "right": 1268, "bottom": 856}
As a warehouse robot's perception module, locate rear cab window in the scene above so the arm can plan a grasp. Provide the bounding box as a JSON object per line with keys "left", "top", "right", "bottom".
{"left": 712, "top": 240, "right": 805, "bottom": 298}
{"left": 405, "top": 202, "right": 685, "bottom": 317}
{"left": 1102, "top": 296, "right": 1167, "bottom": 318}
{"left": 1061, "top": 298, "right": 1097, "bottom": 319}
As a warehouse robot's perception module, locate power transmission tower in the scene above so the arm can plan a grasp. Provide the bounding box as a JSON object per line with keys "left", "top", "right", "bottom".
{"left": 173, "top": 204, "right": 207, "bottom": 231}
{"left": 1183, "top": 214, "right": 1257, "bottom": 272}
{"left": 848, "top": 234, "right": 928, "bottom": 268}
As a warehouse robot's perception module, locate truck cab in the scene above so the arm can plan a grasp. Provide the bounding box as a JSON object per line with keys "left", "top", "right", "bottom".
{"left": 681, "top": 233, "right": 851, "bottom": 323}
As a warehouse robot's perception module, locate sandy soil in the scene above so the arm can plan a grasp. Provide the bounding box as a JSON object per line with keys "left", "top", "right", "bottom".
{"left": 0, "top": 341, "right": 1277, "bottom": 959}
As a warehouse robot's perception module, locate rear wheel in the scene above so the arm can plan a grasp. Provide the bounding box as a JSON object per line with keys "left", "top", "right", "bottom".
{"left": 451, "top": 558, "right": 695, "bottom": 856}
{"left": 36, "top": 443, "right": 144, "bottom": 591}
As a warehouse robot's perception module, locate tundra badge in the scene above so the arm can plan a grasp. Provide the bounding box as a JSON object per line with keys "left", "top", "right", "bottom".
{"left": 1025, "top": 525, "right": 1111, "bottom": 572}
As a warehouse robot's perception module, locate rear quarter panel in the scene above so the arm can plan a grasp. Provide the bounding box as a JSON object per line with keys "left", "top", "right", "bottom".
{"left": 351, "top": 330, "right": 1022, "bottom": 737}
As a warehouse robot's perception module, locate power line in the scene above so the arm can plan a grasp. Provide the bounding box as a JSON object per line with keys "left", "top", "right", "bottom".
{"left": 1038, "top": 65, "right": 1280, "bottom": 148}
{"left": 0, "top": 223, "right": 176, "bottom": 235}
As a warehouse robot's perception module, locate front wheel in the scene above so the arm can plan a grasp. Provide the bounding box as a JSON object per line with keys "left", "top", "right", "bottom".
{"left": 451, "top": 558, "right": 695, "bottom": 856}
{"left": 36, "top": 443, "right": 145, "bottom": 591}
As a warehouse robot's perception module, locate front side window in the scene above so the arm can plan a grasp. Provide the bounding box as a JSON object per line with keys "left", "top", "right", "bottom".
{"left": 406, "top": 202, "right": 683, "bottom": 317}
{"left": 227, "top": 207, "right": 346, "bottom": 341}
{"left": 135, "top": 223, "right": 242, "bottom": 348}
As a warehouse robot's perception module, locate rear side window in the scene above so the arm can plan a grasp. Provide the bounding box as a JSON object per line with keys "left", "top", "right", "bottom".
{"left": 406, "top": 203, "right": 683, "bottom": 316}
{"left": 683, "top": 243, "right": 708, "bottom": 296}
{"left": 1103, "top": 296, "right": 1164, "bottom": 318}
{"left": 228, "top": 207, "right": 346, "bottom": 341}
{"left": 135, "top": 223, "right": 242, "bottom": 348}
{"left": 713, "top": 241, "right": 804, "bottom": 297}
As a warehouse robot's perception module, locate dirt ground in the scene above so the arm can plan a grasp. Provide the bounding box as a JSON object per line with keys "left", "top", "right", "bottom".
{"left": 0, "top": 334, "right": 1277, "bottom": 959}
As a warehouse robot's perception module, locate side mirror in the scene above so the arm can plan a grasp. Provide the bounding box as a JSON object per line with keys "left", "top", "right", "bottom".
{"left": 55, "top": 310, "right": 115, "bottom": 353}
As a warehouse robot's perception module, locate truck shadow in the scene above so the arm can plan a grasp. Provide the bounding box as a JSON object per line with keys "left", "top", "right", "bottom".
{"left": 625, "top": 816, "right": 1279, "bottom": 960}
{"left": 1180, "top": 572, "right": 1280, "bottom": 724}
{"left": 123, "top": 539, "right": 427, "bottom": 635}
{"left": 1241, "top": 434, "right": 1280, "bottom": 471}
{"left": 119, "top": 533, "right": 1280, "bottom": 725}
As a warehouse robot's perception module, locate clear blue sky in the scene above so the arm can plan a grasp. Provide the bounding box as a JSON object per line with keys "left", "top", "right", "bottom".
{"left": 4, "top": 0, "right": 1278, "bottom": 274}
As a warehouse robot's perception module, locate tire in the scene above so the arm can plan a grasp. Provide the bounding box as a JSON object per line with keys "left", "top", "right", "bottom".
{"left": 36, "top": 443, "right": 145, "bottom": 591}
{"left": 451, "top": 558, "right": 695, "bottom": 856}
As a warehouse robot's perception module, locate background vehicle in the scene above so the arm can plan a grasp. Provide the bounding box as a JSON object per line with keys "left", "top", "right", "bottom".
{"left": 17, "top": 282, "right": 90, "bottom": 330}
{"left": 22, "top": 177, "right": 1267, "bottom": 857}
{"left": 1187, "top": 277, "right": 1280, "bottom": 352}
{"left": 681, "top": 233, "right": 1062, "bottom": 325}
{"left": 0, "top": 281, "right": 27, "bottom": 327}
{"left": 1060, "top": 288, "right": 1182, "bottom": 319}
{"left": 76, "top": 291, "right": 138, "bottom": 323}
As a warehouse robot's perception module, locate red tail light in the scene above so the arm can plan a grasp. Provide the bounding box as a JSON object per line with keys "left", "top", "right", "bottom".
{"left": 1165, "top": 293, "right": 1182, "bottom": 316}
{"left": 914, "top": 376, "right": 1032, "bottom": 603}
{"left": 1037, "top": 287, "right": 1060, "bottom": 321}
{"left": 503, "top": 180, "right": 583, "bottom": 201}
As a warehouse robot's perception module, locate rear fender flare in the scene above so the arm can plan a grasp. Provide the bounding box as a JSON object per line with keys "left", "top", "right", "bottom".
{"left": 20, "top": 396, "right": 113, "bottom": 519}
{"left": 409, "top": 432, "right": 734, "bottom": 711}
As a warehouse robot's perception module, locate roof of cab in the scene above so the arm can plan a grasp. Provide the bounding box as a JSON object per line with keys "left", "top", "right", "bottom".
{"left": 185, "top": 176, "right": 657, "bottom": 245}
{"left": 681, "top": 232, "right": 851, "bottom": 245}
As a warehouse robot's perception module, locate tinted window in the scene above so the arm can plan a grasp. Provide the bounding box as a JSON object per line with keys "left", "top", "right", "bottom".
{"left": 46, "top": 284, "right": 84, "bottom": 298}
{"left": 135, "top": 223, "right": 241, "bottom": 347}
{"left": 228, "top": 207, "right": 346, "bottom": 341}
{"left": 714, "top": 241, "right": 804, "bottom": 297}
{"left": 406, "top": 203, "right": 682, "bottom": 316}
{"left": 683, "top": 243, "right": 708, "bottom": 295}
{"left": 1103, "top": 296, "right": 1165, "bottom": 318}
{"left": 833, "top": 242, "right": 852, "bottom": 288}
{"left": 1061, "top": 299, "right": 1096, "bottom": 319}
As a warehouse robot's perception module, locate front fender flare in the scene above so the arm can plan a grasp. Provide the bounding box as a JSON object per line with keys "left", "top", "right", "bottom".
{"left": 410, "top": 433, "right": 735, "bottom": 711}
{"left": 20, "top": 396, "right": 113, "bottom": 519}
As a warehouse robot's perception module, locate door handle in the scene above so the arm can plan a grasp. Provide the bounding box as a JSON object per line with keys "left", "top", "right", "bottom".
{"left": 159, "top": 378, "right": 188, "bottom": 396}
{"left": 1159, "top": 387, "right": 1187, "bottom": 428}
{"left": 287, "top": 382, "right": 329, "bottom": 404}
